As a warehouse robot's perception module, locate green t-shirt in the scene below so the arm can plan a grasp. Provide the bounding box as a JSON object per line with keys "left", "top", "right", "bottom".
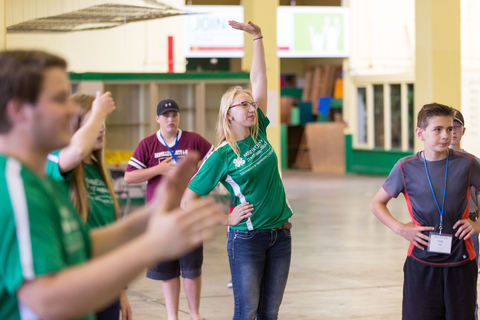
{"left": 0, "top": 155, "right": 93, "bottom": 320}
{"left": 188, "top": 109, "right": 293, "bottom": 231}
{"left": 45, "top": 150, "right": 73, "bottom": 194}
{"left": 83, "top": 163, "right": 115, "bottom": 230}
{"left": 46, "top": 151, "right": 116, "bottom": 231}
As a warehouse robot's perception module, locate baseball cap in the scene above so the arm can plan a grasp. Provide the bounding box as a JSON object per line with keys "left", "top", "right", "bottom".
{"left": 454, "top": 109, "right": 465, "bottom": 126}
{"left": 157, "top": 99, "right": 180, "bottom": 116}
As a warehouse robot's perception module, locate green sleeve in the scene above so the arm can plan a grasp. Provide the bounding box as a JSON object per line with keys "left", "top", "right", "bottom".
{"left": 45, "top": 149, "right": 73, "bottom": 181}
{"left": 188, "top": 149, "right": 227, "bottom": 196}
{"left": 0, "top": 193, "right": 23, "bottom": 294}
{"left": 1, "top": 184, "right": 65, "bottom": 294}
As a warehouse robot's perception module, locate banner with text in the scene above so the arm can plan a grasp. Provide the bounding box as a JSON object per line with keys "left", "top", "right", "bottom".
{"left": 184, "top": 5, "right": 244, "bottom": 58}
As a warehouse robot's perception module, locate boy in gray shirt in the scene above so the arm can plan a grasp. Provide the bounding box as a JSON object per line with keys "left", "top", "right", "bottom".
{"left": 371, "top": 103, "right": 480, "bottom": 320}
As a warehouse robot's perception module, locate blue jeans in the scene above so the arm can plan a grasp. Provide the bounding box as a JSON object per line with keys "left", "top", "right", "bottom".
{"left": 227, "top": 228, "right": 292, "bottom": 320}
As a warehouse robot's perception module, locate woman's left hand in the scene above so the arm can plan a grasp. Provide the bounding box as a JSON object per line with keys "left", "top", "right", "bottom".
{"left": 120, "top": 290, "right": 133, "bottom": 320}
{"left": 228, "top": 20, "right": 262, "bottom": 38}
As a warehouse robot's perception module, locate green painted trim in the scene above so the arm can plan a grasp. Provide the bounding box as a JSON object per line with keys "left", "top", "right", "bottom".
{"left": 317, "top": 114, "right": 329, "bottom": 122}
{"left": 345, "top": 134, "right": 413, "bottom": 175}
{"left": 330, "top": 98, "right": 343, "bottom": 108}
{"left": 280, "top": 87, "right": 303, "bottom": 101}
{"left": 69, "top": 72, "right": 250, "bottom": 82}
{"left": 291, "top": 107, "right": 300, "bottom": 125}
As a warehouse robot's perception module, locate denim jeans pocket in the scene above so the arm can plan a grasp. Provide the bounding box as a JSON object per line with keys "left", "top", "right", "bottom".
{"left": 234, "top": 230, "right": 257, "bottom": 240}
{"left": 282, "top": 229, "right": 292, "bottom": 237}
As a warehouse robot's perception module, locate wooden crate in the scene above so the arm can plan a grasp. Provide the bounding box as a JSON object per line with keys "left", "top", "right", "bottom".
{"left": 304, "top": 122, "right": 345, "bottom": 173}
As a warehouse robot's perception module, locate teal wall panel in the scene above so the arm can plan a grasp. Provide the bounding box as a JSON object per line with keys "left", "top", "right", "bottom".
{"left": 69, "top": 72, "right": 250, "bottom": 81}
{"left": 345, "top": 134, "right": 413, "bottom": 175}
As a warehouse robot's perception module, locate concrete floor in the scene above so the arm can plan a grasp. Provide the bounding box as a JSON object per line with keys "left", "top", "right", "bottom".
{"left": 123, "top": 170, "right": 477, "bottom": 319}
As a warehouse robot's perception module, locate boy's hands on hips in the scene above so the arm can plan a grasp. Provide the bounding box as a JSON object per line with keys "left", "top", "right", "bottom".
{"left": 398, "top": 221, "right": 434, "bottom": 250}
{"left": 453, "top": 218, "right": 480, "bottom": 240}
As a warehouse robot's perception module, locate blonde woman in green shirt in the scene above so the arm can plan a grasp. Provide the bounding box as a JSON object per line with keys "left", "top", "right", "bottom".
{"left": 182, "top": 21, "right": 293, "bottom": 320}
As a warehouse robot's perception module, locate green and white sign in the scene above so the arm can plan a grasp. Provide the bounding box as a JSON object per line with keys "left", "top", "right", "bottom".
{"left": 277, "top": 6, "right": 350, "bottom": 58}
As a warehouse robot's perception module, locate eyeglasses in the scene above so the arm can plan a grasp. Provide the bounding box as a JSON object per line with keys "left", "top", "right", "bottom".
{"left": 229, "top": 101, "right": 259, "bottom": 110}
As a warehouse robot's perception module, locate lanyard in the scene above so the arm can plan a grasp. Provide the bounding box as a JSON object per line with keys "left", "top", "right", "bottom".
{"left": 159, "top": 130, "right": 179, "bottom": 162}
{"left": 423, "top": 150, "right": 449, "bottom": 234}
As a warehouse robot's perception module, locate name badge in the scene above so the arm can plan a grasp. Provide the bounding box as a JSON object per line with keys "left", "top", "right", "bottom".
{"left": 158, "top": 157, "right": 177, "bottom": 164}
{"left": 427, "top": 232, "right": 452, "bottom": 254}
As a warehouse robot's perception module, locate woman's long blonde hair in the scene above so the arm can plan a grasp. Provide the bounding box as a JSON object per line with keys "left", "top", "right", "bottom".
{"left": 215, "top": 86, "right": 259, "bottom": 158}
{"left": 69, "top": 94, "right": 119, "bottom": 222}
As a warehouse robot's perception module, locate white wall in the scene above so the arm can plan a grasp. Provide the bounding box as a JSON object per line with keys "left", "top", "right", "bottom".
{"left": 5, "top": 0, "right": 186, "bottom": 72}
{"left": 343, "top": 0, "right": 415, "bottom": 140}
{"left": 346, "top": 0, "right": 415, "bottom": 76}
{"left": 460, "top": 0, "right": 480, "bottom": 156}
{"left": 345, "top": 0, "right": 480, "bottom": 156}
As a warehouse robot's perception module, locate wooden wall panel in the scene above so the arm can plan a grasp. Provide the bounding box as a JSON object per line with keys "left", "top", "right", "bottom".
{"left": 305, "top": 122, "right": 345, "bottom": 173}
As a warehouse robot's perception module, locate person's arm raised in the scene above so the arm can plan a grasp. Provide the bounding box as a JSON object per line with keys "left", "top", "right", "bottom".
{"left": 229, "top": 20, "right": 267, "bottom": 115}
{"left": 91, "top": 154, "right": 198, "bottom": 257}
{"left": 58, "top": 92, "right": 115, "bottom": 173}
{"left": 17, "top": 199, "right": 221, "bottom": 320}
{"left": 181, "top": 188, "right": 202, "bottom": 209}
{"left": 17, "top": 154, "right": 222, "bottom": 320}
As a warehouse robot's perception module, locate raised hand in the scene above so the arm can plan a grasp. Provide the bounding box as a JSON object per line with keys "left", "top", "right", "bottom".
{"left": 228, "top": 20, "right": 262, "bottom": 38}
{"left": 148, "top": 198, "right": 223, "bottom": 261}
{"left": 146, "top": 152, "right": 223, "bottom": 260}
{"left": 91, "top": 91, "right": 116, "bottom": 118}
{"left": 150, "top": 152, "right": 200, "bottom": 212}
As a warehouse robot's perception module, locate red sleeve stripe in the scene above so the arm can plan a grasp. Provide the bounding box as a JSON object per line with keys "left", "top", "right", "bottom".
{"left": 455, "top": 152, "right": 472, "bottom": 160}
{"left": 398, "top": 159, "right": 422, "bottom": 257}
{"left": 382, "top": 184, "right": 398, "bottom": 197}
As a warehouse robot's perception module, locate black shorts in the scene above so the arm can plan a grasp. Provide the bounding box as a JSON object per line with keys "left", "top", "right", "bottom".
{"left": 403, "top": 256, "right": 477, "bottom": 320}
{"left": 146, "top": 245, "right": 203, "bottom": 281}
{"left": 96, "top": 298, "right": 120, "bottom": 320}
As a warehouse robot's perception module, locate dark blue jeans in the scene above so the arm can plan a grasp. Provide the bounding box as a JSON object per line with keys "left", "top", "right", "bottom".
{"left": 227, "top": 228, "right": 292, "bottom": 320}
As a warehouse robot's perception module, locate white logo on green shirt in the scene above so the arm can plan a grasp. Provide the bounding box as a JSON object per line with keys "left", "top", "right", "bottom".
{"left": 233, "top": 158, "right": 246, "bottom": 168}
{"left": 86, "top": 177, "right": 113, "bottom": 204}
{"left": 59, "top": 207, "right": 80, "bottom": 234}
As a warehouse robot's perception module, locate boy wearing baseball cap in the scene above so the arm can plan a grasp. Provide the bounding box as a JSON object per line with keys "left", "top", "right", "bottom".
{"left": 125, "top": 99, "right": 212, "bottom": 320}
{"left": 449, "top": 109, "right": 480, "bottom": 318}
